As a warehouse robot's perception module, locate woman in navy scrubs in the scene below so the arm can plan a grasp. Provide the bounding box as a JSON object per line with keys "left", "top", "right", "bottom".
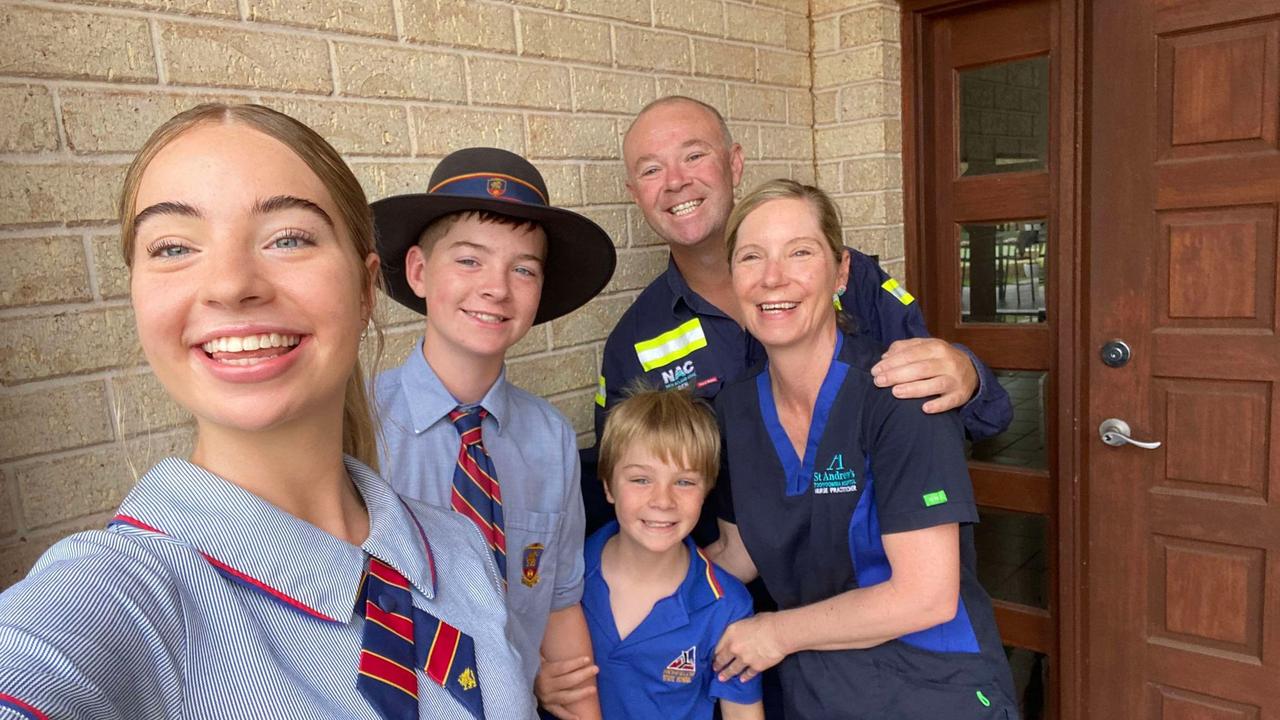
{"left": 705, "top": 179, "right": 1019, "bottom": 720}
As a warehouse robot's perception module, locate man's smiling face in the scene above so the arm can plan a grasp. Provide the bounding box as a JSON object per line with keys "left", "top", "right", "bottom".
{"left": 623, "top": 100, "right": 744, "bottom": 252}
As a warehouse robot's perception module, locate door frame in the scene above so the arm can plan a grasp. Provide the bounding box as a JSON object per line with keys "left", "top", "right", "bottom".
{"left": 898, "top": 0, "right": 1087, "bottom": 717}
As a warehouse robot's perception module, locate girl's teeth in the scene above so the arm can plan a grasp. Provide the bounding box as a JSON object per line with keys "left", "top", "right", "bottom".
{"left": 201, "top": 333, "right": 300, "bottom": 354}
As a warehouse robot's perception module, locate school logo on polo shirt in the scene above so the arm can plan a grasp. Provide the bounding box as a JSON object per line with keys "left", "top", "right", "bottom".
{"left": 662, "top": 646, "right": 697, "bottom": 684}
{"left": 812, "top": 453, "right": 858, "bottom": 494}
{"left": 522, "top": 543, "right": 545, "bottom": 587}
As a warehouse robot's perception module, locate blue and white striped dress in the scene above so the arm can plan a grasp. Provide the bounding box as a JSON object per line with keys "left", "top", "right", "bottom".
{"left": 0, "top": 456, "right": 535, "bottom": 720}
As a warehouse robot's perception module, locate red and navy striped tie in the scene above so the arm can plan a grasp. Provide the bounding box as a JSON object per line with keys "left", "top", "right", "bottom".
{"left": 356, "top": 557, "right": 486, "bottom": 720}
{"left": 357, "top": 558, "right": 420, "bottom": 718}
{"left": 448, "top": 407, "right": 507, "bottom": 584}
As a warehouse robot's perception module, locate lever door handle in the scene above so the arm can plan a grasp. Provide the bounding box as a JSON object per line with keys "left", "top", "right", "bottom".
{"left": 1098, "top": 418, "right": 1162, "bottom": 449}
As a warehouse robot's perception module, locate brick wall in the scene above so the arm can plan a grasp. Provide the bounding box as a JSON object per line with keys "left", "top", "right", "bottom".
{"left": 0, "top": 0, "right": 899, "bottom": 587}
{"left": 811, "top": 0, "right": 902, "bottom": 275}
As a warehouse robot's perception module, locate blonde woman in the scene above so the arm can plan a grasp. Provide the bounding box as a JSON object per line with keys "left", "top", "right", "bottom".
{"left": 706, "top": 179, "right": 1018, "bottom": 720}
{"left": 0, "top": 105, "right": 531, "bottom": 720}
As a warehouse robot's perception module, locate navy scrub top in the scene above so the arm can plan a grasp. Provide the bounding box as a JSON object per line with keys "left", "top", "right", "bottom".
{"left": 715, "top": 330, "right": 1019, "bottom": 720}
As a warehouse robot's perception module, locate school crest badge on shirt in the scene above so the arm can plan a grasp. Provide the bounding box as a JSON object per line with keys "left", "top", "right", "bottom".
{"left": 521, "top": 543, "right": 545, "bottom": 587}
{"left": 663, "top": 646, "right": 697, "bottom": 683}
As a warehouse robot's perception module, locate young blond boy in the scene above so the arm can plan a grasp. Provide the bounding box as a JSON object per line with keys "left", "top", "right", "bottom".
{"left": 371, "top": 148, "right": 616, "bottom": 718}
{"left": 585, "top": 389, "right": 763, "bottom": 719}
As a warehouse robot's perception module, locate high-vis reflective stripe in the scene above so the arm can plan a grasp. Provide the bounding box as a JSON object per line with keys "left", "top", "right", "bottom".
{"left": 881, "top": 278, "right": 915, "bottom": 306}
{"left": 595, "top": 376, "right": 606, "bottom": 407}
{"left": 633, "top": 318, "right": 708, "bottom": 372}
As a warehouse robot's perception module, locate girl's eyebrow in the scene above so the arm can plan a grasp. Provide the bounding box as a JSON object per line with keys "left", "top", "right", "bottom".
{"left": 133, "top": 201, "right": 200, "bottom": 230}
{"left": 132, "top": 195, "right": 334, "bottom": 230}
{"left": 253, "top": 195, "right": 334, "bottom": 227}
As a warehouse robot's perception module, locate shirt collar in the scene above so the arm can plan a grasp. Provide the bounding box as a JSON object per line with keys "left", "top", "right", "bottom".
{"left": 398, "top": 337, "right": 511, "bottom": 435}
{"left": 660, "top": 256, "right": 731, "bottom": 320}
{"left": 584, "top": 521, "right": 723, "bottom": 619}
{"left": 112, "top": 456, "right": 437, "bottom": 623}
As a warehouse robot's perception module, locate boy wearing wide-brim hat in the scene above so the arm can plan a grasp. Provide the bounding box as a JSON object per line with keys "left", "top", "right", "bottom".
{"left": 372, "top": 147, "right": 614, "bottom": 719}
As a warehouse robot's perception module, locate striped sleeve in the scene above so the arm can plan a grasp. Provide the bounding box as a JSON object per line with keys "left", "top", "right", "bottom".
{"left": 0, "top": 531, "right": 186, "bottom": 720}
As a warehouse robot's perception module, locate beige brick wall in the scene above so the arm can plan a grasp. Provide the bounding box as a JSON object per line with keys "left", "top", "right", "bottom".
{"left": 811, "top": 0, "right": 903, "bottom": 275}
{"left": 0, "top": 0, "right": 900, "bottom": 588}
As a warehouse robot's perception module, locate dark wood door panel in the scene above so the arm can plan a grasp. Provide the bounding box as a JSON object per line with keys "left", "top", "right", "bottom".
{"left": 951, "top": 172, "right": 1050, "bottom": 221}
{"left": 1152, "top": 378, "right": 1273, "bottom": 500}
{"left": 1156, "top": 21, "right": 1279, "bottom": 160}
{"left": 1147, "top": 644, "right": 1280, "bottom": 709}
{"left": 1147, "top": 534, "right": 1266, "bottom": 660}
{"left": 1155, "top": 206, "right": 1277, "bottom": 330}
{"left": 949, "top": 325, "right": 1051, "bottom": 365}
{"left": 1146, "top": 682, "right": 1263, "bottom": 720}
{"left": 1151, "top": 334, "right": 1280, "bottom": 380}
{"left": 1159, "top": 157, "right": 1280, "bottom": 208}
{"left": 947, "top": 0, "right": 1050, "bottom": 66}
{"left": 1156, "top": 0, "right": 1280, "bottom": 34}
{"left": 1150, "top": 496, "right": 1280, "bottom": 547}
{"left": 971, "top": 464, "right": 1053, "bottom": 514}
{"left": 1088, "top": 0, "right": 1280, "bottom": 716}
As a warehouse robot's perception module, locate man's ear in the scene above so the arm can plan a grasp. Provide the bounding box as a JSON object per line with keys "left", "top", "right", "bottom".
{"left": 729, "top": 143, "right": 745, "bottom": 188}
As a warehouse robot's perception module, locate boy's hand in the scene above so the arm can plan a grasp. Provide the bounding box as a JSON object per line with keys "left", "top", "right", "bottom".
{"left": 713, "top": 613, "right": 787, "bottom": 683}
{"left": 535, "top": 655, "right": 599, "bottom": 720}
{"left": 871, "top": 338, "right": 979, "bottom": 414}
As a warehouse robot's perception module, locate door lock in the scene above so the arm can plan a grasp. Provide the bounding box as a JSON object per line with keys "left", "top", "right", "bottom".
{"left": 1100, "top": 339, "right": 1131, "bottom": 368}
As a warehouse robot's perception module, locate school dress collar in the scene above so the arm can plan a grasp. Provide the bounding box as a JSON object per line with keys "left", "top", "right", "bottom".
{"left": 398, "top": 337, "right": 512, "bottom": 436}
{"left": 583, "top": 521, "right": 725, "bottom": 647}
{"left": 112, "top": 456, "right": 437, "bottom": 624}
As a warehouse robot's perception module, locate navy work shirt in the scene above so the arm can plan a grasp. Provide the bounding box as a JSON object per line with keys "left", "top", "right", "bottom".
{"left": 714, "top": 330, "right": 1018, "bottom": 720}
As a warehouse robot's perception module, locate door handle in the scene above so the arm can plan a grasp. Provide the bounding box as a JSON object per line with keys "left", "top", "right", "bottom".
{"left": 1098, "top": 418, "right": 1162, "bottom": 449}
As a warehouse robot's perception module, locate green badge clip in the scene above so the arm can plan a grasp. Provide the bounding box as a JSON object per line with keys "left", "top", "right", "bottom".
{"left": 922, "top": 490, "right": 949, "bottom": 507}
{"left": 976, "top": 690, "right": 991, "bottom": 707}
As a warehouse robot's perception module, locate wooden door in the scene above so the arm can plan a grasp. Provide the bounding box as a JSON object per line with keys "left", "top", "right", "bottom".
{"left": 1087, "top": 1, "right": 1280, "bottom": 717}
{"left": 904, "top": 0, "right": 1072, "bottom": 715}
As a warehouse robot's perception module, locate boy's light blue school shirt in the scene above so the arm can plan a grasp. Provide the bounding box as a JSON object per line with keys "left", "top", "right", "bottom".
{"left": 375, "top": 338, "right": 587, "bottom": 683}
{"left": 583, "top": 521, "right": 762, "bottom": 720}
{"left": 0, "top": 456, "right": 535, "bottom": 720}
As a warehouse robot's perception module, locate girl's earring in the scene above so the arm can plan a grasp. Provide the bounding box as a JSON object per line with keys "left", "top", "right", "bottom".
{"left": 833, "top": 286, "right": 846, "bottom": 312}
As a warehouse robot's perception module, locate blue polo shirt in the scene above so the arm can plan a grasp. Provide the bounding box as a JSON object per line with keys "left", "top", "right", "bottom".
{"left": 595, "top": 249, "right": 1012, "bottom": 444}
{"left": 582, "top": 522, "right": 762, "bottom": 720}
{"left": 714, "top": 330, "right": 1018, "bottom": 720}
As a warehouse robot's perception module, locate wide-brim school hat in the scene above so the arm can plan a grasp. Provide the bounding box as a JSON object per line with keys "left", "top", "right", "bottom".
{"left": 372, "top": 147, "right": 617, "bottom": 325}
